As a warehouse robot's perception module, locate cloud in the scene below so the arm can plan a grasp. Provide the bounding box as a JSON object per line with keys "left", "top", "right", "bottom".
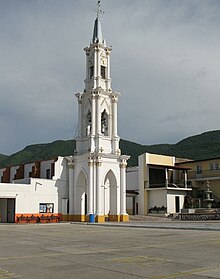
{"left": 0, "top": 0, "right": 220, "bottom": 154}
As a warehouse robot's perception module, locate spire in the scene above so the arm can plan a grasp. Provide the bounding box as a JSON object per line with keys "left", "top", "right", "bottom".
{"left": 92, "top": 1, "right": 104, "bottom": 44}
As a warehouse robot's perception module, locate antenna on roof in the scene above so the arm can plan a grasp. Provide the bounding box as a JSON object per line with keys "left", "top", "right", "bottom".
{"left": 96, "top": 0, "right": 105, "bottom": 18}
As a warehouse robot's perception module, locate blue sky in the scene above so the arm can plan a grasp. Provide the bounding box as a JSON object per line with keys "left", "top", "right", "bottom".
{"left": 0, "top": 0, "right": 220, "bottom": 155}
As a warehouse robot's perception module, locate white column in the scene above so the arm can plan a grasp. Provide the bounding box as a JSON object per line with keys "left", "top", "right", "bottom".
{"left": 165, "top": 168, "right": 169, "bottom": 188}
{"left": 120, "top": 160, "right": 127, "bottom": 215}
{"left": 184, "top": 170, "right": 187, "bottom": 188}
{"left": 88, "top": 157, "right": 94, "bottom": 216}
{"left": 96, "top": 94, "right": 101, "bottom": 135}
{"left": 112, "top": 96, "right": 119, "bottom": 153}
{"left": 94, "top": 48, "right": 97, "bottom": 88}
{"left": 106, "top": 51, "right": 111, "bottom": 90}
{"left": 91, "top": 94, "right": 96, "bottom": 135}
{"left": 85, "top": 52, "right": 89, "bottom": 81}
{"left": 97, "top": 48, "right": 100, "bottom": 87}
{"left": 112, "top": 96, "right": 118, "bottom": 137}
{"left": 90, "top": 94, "right": 96, "bottom": 152}
{"left": 68, "top": 157, "right": 74, "bottom": 215}
{"left": 96, "top": 157, "right": 102, "bottom": 215}
{"left": 75, "top": 93, "right": 82, "bottom": 138}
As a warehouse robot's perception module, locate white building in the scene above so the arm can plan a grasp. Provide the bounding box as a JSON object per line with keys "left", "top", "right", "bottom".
{"left": 126, "top": 153, "right": 192, "bottom": 216}
{"left": 0, "top": 157, "right": 68, "bottom": 223}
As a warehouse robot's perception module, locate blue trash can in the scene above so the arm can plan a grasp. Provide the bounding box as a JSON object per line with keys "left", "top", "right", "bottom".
{"left": 89, "top": 214, "right": 95, "bottom": 223}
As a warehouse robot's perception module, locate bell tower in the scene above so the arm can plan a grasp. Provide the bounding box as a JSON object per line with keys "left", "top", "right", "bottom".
{"left": 68, "top": 1, "right": 130, "bottom": 223}
{"left": 75, "top": 4, "right": 120, "bottom": 157}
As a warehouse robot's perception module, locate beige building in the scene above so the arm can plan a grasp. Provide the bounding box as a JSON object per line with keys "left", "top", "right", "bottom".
{"left": 177, "top": 157, "right": 220, "bottom": 207}
{"left": 126, "top": 153, "right": 192, "bottom": 215}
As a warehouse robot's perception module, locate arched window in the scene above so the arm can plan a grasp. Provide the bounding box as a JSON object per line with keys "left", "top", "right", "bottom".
{"left": 101, "top": 110, "right": 108, "bottom": 136}
{"left": 86, "top": 111, "right": 91, "bottom": 136}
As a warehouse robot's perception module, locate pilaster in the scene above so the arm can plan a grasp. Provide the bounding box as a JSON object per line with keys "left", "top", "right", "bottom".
{"left": 120, "top": 158, "right": 129, "bottom": 222}
{"left": 95, "top": 156, "right": 104, "bottom": 222}
{"left": 88, "top": 157, "right": 95, "bottom": 222}
{"left": 75, "top": 93, "right": 83, "bottom": 138}
{"left": 67, "top": 156, "right": 74, "bottom": 221}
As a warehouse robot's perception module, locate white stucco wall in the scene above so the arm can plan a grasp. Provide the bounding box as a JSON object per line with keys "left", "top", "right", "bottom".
{"left": 0, "top": 178, "right": 59, "bottom": 214}
{"left": 126, "top": 167, "right": 139, "bottom": 191}
{"left": 10, "top": 166, "right": 19, "bottom": 182}
{"left": 148, "top": 189, "right": 167, "bottom": 209}
{"left": 0, "top": 169, "right": 5, "bottom": 181}
{"left": 24, "top": 163, "right": 35, "bottom": 178}
{"left": 40, "top": 160, "right": 54, "bottom": 178}
{"left": 167, "top": 193, "right": 185, "bottom": 214}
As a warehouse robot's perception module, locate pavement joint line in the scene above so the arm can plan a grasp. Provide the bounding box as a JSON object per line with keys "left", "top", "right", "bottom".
{"left": 82, "top": 222, "right": 220, "bottom": 231}
{"left": 149, "top": 266, "right": 218, "bottom": 279}
{"left": 107, "top": 255, "right": 170, "bottom": 265}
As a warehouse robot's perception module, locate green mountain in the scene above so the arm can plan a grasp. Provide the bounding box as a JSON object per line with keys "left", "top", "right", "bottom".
{"left": 0, "top": 154, "right": 8, "bottom": 162}
{"left": 1, "top": 130, "right": 220, "bottom": 168}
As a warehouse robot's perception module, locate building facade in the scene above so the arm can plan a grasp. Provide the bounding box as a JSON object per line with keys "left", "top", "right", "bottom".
{"left": 0, "top": 157, "right": 68, "bottom": 223}
{"left": 177, "top": 158, "right": 220, "bottom": 207}
{"left": 126, "top": 153, "right": 192, "bottom": 215}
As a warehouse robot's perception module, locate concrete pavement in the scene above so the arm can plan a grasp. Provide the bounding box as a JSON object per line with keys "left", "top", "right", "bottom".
{"left": 0, "top": 222, "right": 220, "bottom": 278}
{"left": 85, "top": 219, "right": 220, "bottom": 231}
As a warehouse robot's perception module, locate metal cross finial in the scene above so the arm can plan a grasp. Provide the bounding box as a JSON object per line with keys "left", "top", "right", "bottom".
{"left": 96, "top": 0, "right": 104, "bottom": 18}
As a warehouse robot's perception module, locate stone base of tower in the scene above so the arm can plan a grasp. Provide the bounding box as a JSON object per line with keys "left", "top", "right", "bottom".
{"left": 109, "top": 215, "right": 120, "bottom": 222}
{"left": 95, "top": 215, "right": 105, "bottom": 223}
{"left": 68, "top": 214, "right": 86, "bottom": 222}
{"left": 120, "top": 214, "right": 129, "bottom": 222}
{"left": 60, "top": 214, "right": 69, "bottom": 221}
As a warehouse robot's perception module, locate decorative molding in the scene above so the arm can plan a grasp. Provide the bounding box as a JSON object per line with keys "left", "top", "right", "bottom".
{"left": 112, "top": 96, "right": 118, "bottom": 103}
{"left": 120, "top": 161, "right": 127, "bottom": 169}
{"left": 75, "top": 92, "right": 83, "bottom": 104}
{"left": 96, "top": 157, "right": 102, "bottom": 167}
{"left": 88, "top": 157, "right": 94, "bottom": 167}
{"left": 67, "top": 156, "right": 74, "bottom": 169}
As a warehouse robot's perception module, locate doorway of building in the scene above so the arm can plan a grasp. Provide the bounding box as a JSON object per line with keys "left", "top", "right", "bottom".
{"left": 175, "top": 196, "right": 180, "bottom": 213}
{"left": 0, "top": 198, "right": 15, "bottom": 223}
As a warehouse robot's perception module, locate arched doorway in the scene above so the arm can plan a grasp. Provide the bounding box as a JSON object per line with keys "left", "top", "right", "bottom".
{"left": 75, "top": 170, "right": 88, "bottom": 221}
{"left": 103, "top": 170, "right": 118, "bottom": 221}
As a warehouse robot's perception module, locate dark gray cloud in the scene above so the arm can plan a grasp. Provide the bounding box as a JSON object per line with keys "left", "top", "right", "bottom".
{"left": 0, "top": 0, "right": 220, "bottom": 154}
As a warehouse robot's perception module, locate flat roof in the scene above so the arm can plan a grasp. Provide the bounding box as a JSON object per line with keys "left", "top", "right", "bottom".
{"left": 149, "top": 164, "right": 191, "bottom": 170}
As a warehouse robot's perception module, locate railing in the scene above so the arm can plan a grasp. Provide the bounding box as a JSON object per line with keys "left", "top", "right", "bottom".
{"left": 149, "top": 181, "right": 190, "bottom": 189}
{"left": 188, "top": 170, "right": 220, "bottom": 180}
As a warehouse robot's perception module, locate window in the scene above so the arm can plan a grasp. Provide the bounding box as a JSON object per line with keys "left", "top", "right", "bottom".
{"left": 196, "top": 165, "right": 202, "bottom": 174}
{"left": 89, "top": 66, "right": 94, "bottom": 79}
{"left": 39, "top": 203, "right": 54, "bottom": 213}
{"left": 0, "top": 176, "right": 3, "bottom": 183}
{"left": 210, "top": 162, "right": 219, "bottom": 171}
{"left": 101, "top": 65, "right": 106, "bottom": 79}
{"left": 101, "top": 110, "right": 108, "bottom": 136}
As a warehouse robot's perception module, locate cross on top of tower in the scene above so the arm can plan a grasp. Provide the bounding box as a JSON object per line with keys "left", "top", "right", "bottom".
{"left": 96, "top": 1, "right": 105, "bottom": 18}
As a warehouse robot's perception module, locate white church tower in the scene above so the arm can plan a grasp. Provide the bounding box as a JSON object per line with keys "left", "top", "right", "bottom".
{"left": 68, "top": 2, "right": 130, "bottom": 222}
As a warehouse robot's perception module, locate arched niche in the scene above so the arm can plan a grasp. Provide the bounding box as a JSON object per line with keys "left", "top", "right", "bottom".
{"left": 103, "top": 170, "right": 118, "bottom": 215}
{"left": 75, "top": 170, "right": 88, "bottom": 216}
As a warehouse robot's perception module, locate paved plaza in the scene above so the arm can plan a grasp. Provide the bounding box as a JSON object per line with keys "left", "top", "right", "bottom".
{"left": 0, "top": 222, "right": 220, "bottom": 278}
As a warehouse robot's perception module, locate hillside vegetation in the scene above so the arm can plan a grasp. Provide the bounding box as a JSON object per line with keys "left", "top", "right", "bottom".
{"left": 1, "top": 130, "right": 220, "bottom": 168}
{"left": 0, "top": 154, "right": 8, "bottom": 162}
